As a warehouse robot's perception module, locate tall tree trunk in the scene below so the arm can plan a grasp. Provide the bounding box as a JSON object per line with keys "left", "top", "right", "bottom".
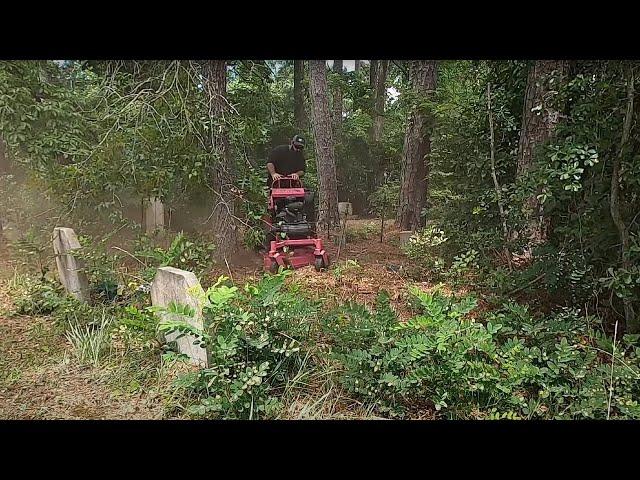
{"left": 309, "top": 60, "right": 339, "bottom": 229}
{"left": 370, "top": 60, "right": 378, "bottom": 88}
{"left": 332, "top": 60, "right": 344, "bottom": 142}
{"left": 610, "top": 66, "right": 637, "bottom": 332}
{"left": 372, "top": 60, "right": 389, "bottom": 143}
{"left": 396, "top": 60, "right": 437, "bottom": 231}
{"left": 516, "top": 60, "right": 568, "bottom": 245}
{"left": 201, "top": 60, "right": 237, "bottom": 260}
{"left": 294, "top": 60, "right": 307, "bottom": 131}
{"left": 487, "top": 83, "right": 509, "bottom": 240}
{"left": 0, "top": 136, "right": 7, "bottom": 174}
{"left": 354, "top": 60, "right": 361, "bottom": 72}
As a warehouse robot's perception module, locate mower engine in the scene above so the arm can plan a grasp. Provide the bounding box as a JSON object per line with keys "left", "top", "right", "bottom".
{"left": 272, "top": 196, "right": 313, "bottom": 237}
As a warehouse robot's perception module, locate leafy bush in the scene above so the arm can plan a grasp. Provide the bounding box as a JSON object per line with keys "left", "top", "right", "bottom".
{"left": 344, "top": 223, "right": 379, "bottom": 244}
{"left": 599, "top": 232, "right": 640, "bottom": 307}
{"left": 11, "top": 277, "right": 68, "bottom": 316}
{"left": 403, "top": 225, "right": 450, "bottom": 278}
{"left": 368, "top": 180, "right": 399, "bottom": 220}
{"left": 110, "top": 305, "right": 159, "bottom": 355}
{"left": 158, "top": 272, "right": 320, "bottom": 419}
{"left": 70, "top": 235, "right": 123, "bottom": 302}
{"left": 332, "top": 259, "right": 362, "bottom": 281}
{"left": 447, "top": 249, "right": 480, "bottom": 282}
{"left": 324, "top": 287, "right": 640, "bottom": 419}
{"left": 236, "top": 166, "right": 269, "bottom": 250}
{"left": 135, "top": 232, "right": 215, "bottom": 280}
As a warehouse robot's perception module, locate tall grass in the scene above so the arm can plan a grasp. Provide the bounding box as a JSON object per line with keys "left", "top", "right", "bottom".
{"left": 65, "top": 308, "right": 114, "bottom": 367}
{"left": 277, "top": 352, "right": 377, "bottom": 419}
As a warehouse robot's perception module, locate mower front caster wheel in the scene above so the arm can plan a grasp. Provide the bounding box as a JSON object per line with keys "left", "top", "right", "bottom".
{"left": 314, "top": 255, "right": 330, "bottom": 272}
{"left": 268, "top": 259, "right": 279, "bottom": 274}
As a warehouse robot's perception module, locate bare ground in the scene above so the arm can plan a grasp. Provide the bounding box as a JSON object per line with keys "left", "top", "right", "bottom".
{"left": 0, "top": 241, "right": 188, "bottom": 419}
{"left": 0, "top": 292, "right": 173, "bottom": 419}
{"left": 206, "top": 218, "right": 468, "bottom": 320}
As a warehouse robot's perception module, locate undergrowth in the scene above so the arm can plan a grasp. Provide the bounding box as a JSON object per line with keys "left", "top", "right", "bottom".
{"left": 9, "top": 264, "right": 640, "bottom": 420}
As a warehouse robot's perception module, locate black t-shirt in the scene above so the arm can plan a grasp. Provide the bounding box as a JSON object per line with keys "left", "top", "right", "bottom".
{"left": 267, "top": 145, "right": 306, "bottom": 186}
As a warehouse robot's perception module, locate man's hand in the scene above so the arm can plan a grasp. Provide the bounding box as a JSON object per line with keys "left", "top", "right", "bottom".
{"left": 271, "top": 173, "right": 283, "bottom": 181}
{"left": 290, "top": 173, "right": 299, "bottom": 180}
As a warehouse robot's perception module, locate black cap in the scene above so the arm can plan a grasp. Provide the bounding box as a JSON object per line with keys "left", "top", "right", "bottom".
{"left": 292, "top": 135, "right": 305, "bottom": 148}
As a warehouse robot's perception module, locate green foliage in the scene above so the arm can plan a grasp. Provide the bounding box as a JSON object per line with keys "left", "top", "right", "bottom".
{"left": 0, "top": 60, "right": 235, "bottom": 221}
{"left": 410, "top": 59, "right": 640, "bottom": 325}
{"left": 332, "top": 259, "right": 362, "bottom": 281}
{"left": 9, "top": 266, "right": 640, "bottom": 420}
{"left": 110, "top": 305, "right": 159, "bottom": 354}
{"left": 74, "top": 234, "right": 122, "bottom": 301}
{"left": 65, "top": 308, "right": 115, "bottom": 367}
{"left": 135, "top": 232, "right": 215, "bottom": 280}
{"left": 450, "top": 249, "right": 479, "bottom": 273}
{"left": 345, "top": 222, "right": 378, "bottom": 242}
{"left": 368, "top": 180, "right": 399, "bottom": 219}
{"left": 324, "top": 287, "right": 640, "bottom": 419}
{"left": 403, "top": 224, "right": 450, "bottom": 277}
{"left": 11, "top": 276, "right": 68, "bottom": 316}
{"left": 235, "top": 165, "right": 269, "bottom": 249}
{"left": 160, "top": 271, "right": 319, "bottom": 419}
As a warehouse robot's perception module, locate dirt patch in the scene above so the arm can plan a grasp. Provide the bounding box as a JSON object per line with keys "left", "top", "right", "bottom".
{"left": 0, "top": 358, "right": 166, "bottom": 419}
{"left": 0, "top": 271, "right": 173, "bottom": 420}
{"left": 206, "top": 217, "right": 475, "bottom": 319}
{"left": 285, "top": 263, "right": 425, "bottom": 320}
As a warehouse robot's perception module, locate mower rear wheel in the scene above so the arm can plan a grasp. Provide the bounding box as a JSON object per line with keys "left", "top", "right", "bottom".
{"left": 314, "top": 256, "right": 329, "bottom": 272}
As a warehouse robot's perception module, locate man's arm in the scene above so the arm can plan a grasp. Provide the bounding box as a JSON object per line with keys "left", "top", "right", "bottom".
{"left": 267, "top": 147, "right": 282, "bottom": 181}
{"left": 267, "top": 162, "right": 282, "bottom": 182}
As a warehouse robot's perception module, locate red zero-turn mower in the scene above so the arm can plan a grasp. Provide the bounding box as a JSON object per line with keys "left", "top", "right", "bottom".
{"left": 263, "top": 176, "right": 330, "bottom": 273}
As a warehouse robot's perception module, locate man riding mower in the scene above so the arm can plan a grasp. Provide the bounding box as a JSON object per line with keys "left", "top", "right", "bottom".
{"left": 262, "top": 135, "right": 330, "bottom": 272}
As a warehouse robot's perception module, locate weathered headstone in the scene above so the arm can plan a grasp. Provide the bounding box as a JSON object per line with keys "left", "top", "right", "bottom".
{"left": 144, "top": 197, "right": 164, "bottom": 235}
{"left": 338, "top": 202, "right": 353, "bottom": 219}
{"left": 399, "top": 230, "right": 413, "bottom": 247}
{"left": 150, "top": 266, "right": 208, "bottom": 367}
{"left": 52, "top": 227, "right": 90, "bottom": 302}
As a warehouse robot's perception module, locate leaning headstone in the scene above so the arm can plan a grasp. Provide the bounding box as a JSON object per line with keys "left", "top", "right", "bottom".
{"left": 150, "top": 266, "right": 208, "bottom": 367}
{"left": 52, "top": 227, "right": 90, "bottom": 302}
{"left": 398, "top": 230, "right": 413, "bottom": 247}
{"left": 144, "top": 197, "right": 164, "bottom": 235}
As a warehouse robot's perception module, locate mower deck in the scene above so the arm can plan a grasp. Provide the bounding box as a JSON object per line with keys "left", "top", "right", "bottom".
{"left": 264, "top": 238, "right": 329, "bottom": 272}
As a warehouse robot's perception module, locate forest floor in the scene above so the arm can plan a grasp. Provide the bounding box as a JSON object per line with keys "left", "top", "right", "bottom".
{"left": 206, "top": 218, "right": 465, "bottom": 320}
{"left": 0, "top": 218, "right": 459, "bottom": 419}
{"left": 0, "top": 243, "right": 186, "bottom": 419}
{"left": 0, "top": 234, "right": 193, "bottom": 420}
